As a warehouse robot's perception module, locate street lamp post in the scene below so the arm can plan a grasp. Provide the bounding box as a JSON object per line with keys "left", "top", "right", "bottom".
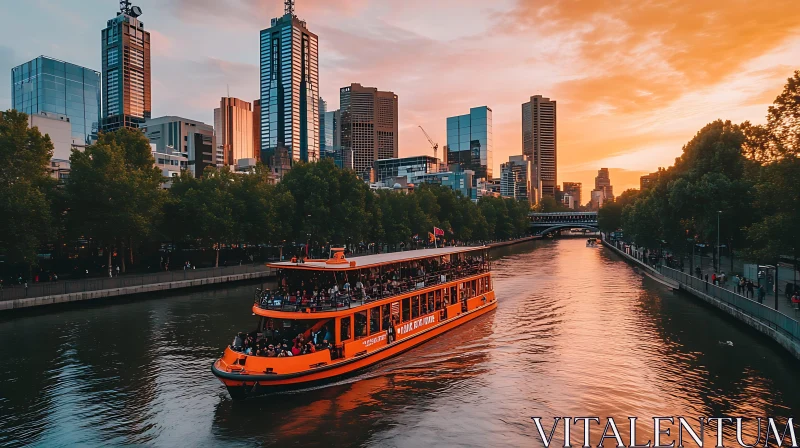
{"left": 716, "top": 211, "right": 722, "bottom": 274}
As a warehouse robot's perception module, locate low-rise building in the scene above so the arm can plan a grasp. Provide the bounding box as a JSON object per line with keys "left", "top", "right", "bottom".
{"left": 143, "top": 116, "right": 215, "bottom": 177}
{"left": 374, "top": 155, "right": 439, "bottom": 184}
{"left": 500, "top": 155, "right": 534, "bottom": 205}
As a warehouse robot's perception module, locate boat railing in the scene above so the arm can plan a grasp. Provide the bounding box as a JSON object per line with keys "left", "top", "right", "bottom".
{"left": 253, "top": 263, "right": 489, "bottom": 313}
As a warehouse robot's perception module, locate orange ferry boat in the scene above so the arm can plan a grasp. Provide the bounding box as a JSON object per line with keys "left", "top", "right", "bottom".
{"left": 211, "top": 246, "right": 496, "bottom": 399}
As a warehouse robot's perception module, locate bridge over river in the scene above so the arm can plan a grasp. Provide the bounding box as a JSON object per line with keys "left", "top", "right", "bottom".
{"left": 529, "top": 211, "right": 598, "bottom": 235}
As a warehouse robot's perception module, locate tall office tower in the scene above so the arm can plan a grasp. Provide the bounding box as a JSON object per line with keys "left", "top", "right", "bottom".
{"left": 522, "top": 95, "right": 557, "bottom": 197}
{"left": 500, "top": 155, "right": 533, "bottom": 205}
{"left": 321, "top": 109, "right": 338, "bottom": 151}
{"left": 214, "top": 97, "right": 255, "bottom": 166}
{"left": 12, "top": 56, "right": 101, "bottom": 146}
{"left": 253, "top": 99, "right": 261, "bottom": 156}
{"left": 101, "top": 1, "right": 151, "bottom": 132}
{"left": 260, "top": 0, "right": 319, "bottom": 165}
{"left": 340, "top": 83, "right": 398, "bottom": 178}
{"left": 142, "top": 116, "right": 214, "bottom": 177}
{"left": 446, "top": 106, "right": 493, "bottom": 180}
{"left": 562, "top": 181, "right": 582, "bottom": 207}
{"left": 318, "top": 97, "right": 327, "bottom": 150}
{"left": 595, "top": 167, "right": 613, "bottom": 199}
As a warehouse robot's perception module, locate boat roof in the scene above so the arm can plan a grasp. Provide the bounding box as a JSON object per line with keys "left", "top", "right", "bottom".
{"left": 268, "top": 246, "right": 488, "bottom": 271}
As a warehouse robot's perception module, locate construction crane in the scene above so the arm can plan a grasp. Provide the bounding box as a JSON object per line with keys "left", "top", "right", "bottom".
{"left": 418, "top": 126, "right": 439, "bottom": 161}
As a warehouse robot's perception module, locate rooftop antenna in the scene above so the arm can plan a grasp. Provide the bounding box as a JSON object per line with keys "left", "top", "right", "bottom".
{"left": 120, "top": 0, "right": 131, "bottom": 14}
{"left": 285, "top": 0, "right": 295, "bottom": 16}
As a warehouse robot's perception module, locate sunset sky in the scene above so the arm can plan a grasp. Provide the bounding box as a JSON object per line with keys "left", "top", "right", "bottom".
{"left": 2, "top": 0, "right": 800, "bottom": 193}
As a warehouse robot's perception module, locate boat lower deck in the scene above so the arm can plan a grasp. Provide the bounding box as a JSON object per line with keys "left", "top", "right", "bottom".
{"left": 213, "top": 291, "right": 497, "bottom": 399}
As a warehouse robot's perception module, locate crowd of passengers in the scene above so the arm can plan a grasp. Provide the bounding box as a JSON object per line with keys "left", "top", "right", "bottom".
{"left": 257, "top": 256, "right": 487, "bottom": 309}
{"left": 231, "top": 326, "right": 335, "bottom": 358}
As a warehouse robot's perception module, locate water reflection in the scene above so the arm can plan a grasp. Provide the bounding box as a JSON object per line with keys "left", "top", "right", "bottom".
{"left": 1, "top": 239, "right": 798, "bottom": 447}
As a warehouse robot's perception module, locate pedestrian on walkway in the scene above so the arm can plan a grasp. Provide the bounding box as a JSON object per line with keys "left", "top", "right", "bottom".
{"left": 712, "top": 273, "right": 717, "bottom": 285}
{"left": 695, "top": 266, "right": 701, "bottom": 278}
{"left": 758, "top": 285, "right": 766, "bottom": 304}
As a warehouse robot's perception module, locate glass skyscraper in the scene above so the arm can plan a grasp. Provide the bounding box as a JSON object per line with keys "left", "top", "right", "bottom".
{"left": 101, "top": 3, "right": 151, "bottom": 132}
{"left": 446, "top": 106, "right": 493, "bottom": 180}
{"left": 11, "top": 56, "right": 101, "bottom": 145}
{"left": 260, "top": 4, "right": 319, "bottom": 165}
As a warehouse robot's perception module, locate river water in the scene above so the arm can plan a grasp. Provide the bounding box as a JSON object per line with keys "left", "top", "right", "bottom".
{"left": 1, "top": 239, "right": 799, "bottom": 447}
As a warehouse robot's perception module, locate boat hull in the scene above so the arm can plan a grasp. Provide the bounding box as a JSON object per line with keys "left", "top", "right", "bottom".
{"left": 212, "top": 297, "right": 497, "bottom": 399}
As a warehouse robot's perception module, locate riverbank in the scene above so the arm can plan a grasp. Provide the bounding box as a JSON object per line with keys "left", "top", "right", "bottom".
{"left": 485, "top": 235, "right": 542, "bottom": 248}
{"left": 0, "top": 265, "right": 275, "bottom": 312}
{"left": 602, "top": 237, "right": 800, "bottom": 359}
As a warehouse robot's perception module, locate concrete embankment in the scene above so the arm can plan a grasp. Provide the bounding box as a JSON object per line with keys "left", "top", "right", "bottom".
{"left": 486, "top": 235, "right": 542, "bottom": 248}
{"left": 0, "top": 269, "right": 275, "bottom": 312}
{"left": 602, "top": 239, "right": 800, "bottom": 359}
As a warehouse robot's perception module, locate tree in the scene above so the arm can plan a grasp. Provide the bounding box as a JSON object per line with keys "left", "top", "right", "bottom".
{"left": 0, "top": 110, "right": 55, "bottom": 273}
{"left": 168, "top": 167, "right": 236, "bottom": 267}
{"left": 743, "top": 157, "right": 800, "bottom": 264}
{"left": 66, "top": 129, "right": 164, "bottom": 274}
{"left": 597, "top": 201, "right": 623, "bottom": 233}
{"left": 766, "top": 70, "right": 800, "bottom": 158}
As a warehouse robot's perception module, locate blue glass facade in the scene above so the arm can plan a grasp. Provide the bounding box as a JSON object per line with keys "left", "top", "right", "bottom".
{"left": 446, "top": 106, "right": 492, "bottom": 180}
{"left": 260, "top": 12, "right": 319, "bottom": 164}
{"left": 11, "top": 56, "right": 101, "bottom": 145}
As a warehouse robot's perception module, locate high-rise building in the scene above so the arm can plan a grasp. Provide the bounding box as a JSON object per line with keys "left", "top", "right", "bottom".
{"left": 595, "top": 167, "right": 613, "bottom": 199}
{"left": 253, "top": 99, "right": 261, "bottom": 156}
{"left": 319, "top": 108, "right": 349, "bottom": 169}
{"left": 318, "top": 97, "right": 327, "bottom": 150}
{"left": 446, "top": 106, "right": 493, "bottom": 180}
{"left": 500, "top": 155, "right": 533, "bottom": 205}
{"left": 11, "top": 56, "right": 101, "bottom": 146}
{"left": 143, "top": 116, "right": 215, "bottom": 177}
{"left": 340, "top": 83, "right": 398, "bottom": 178}
{"left": 522, "top": 95, "right": 556, "bottom": 197}
{"left": 640, "top": 168, "right": 663, "bottom": 190}
{"left": 260, "top": 1, "right": 319, "bottom": 165}
{"left": 590, "top": 168, "right": 614, "bottom": 209}
{"left": 562, "top": 182, "right": 582, "bottom": 208}
{"left": 321, "top": 109, "right": 338, "bottom": 151}
{"left": 101, "top": 2, "right": 151, "bottom": 132}
{"left": 214, "top": 97, "right": 256, "bottom": 167}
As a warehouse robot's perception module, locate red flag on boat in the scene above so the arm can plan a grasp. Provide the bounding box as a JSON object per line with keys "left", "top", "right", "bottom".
{"left": 433, "top": 227, "right": 445, "bottom": 236}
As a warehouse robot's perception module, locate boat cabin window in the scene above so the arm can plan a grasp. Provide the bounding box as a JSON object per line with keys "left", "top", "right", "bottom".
{"left": 230, "top": 317, "right": 334, "bottom": 357}
{"left": 402, "top": 298, "right": 411, "bottom": 322}
{"left": 381, "top": 303, "right": 393, "bottom": 330}
{"left": 370, "top": 307, "right": 380, "bottom": 334}
{"left": 354, "top": 311, "right": 368, "bottom": 339}
{"left": 411, "top": 295, "right": 420, "bottom": 318}
{"left": 340, "top": 316, "right": 351, "bottom": 342}
{"left": 450, "top": 286, "right": 458, "bottom": 305}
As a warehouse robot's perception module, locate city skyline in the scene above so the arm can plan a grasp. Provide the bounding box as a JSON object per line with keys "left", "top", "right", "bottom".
{"left": 2, "top": 1, "right": 800, "bottom": 190}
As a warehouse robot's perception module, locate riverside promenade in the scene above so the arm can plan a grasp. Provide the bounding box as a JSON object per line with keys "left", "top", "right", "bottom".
{"left": 602, "top": 236, "right": 800, "bottom": 359}
{"left": 0, "top": 264, "right": 275, "bottom": 312}
{"left": 2, "top": 235, "right": 545, "bottom": 313}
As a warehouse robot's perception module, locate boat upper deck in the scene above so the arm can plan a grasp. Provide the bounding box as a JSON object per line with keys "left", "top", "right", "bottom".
{"left": 267, "top": 246, "right": 488, "bottom": 271}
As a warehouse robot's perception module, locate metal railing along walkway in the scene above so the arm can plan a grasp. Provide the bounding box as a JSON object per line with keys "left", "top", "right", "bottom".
{"left": 657, "top": 265, "right": 800, "bottom": 343}
{"left": 603, "top": 236, "right": 800, "bottom": 344}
